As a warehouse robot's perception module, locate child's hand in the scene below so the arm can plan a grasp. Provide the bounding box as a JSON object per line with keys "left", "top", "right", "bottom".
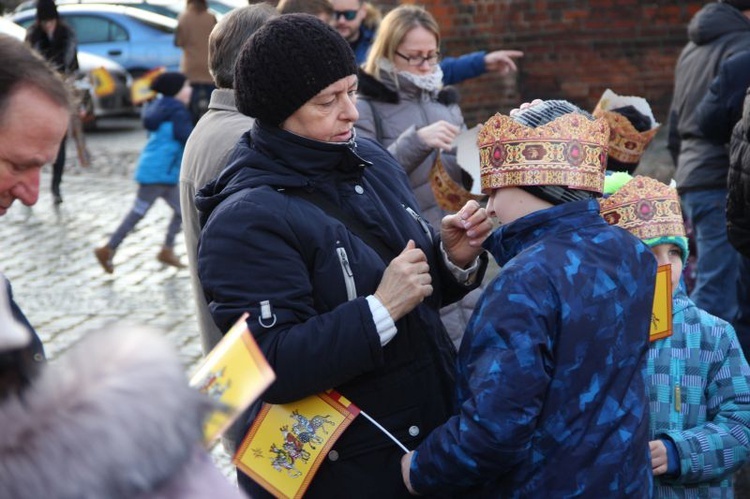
{"left": 649, "top": 440, "right": 668, "bottom": 476}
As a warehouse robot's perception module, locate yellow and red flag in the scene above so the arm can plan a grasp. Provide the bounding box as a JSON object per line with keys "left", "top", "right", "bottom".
{"left": 89, "top": 67, "right": 116, "bottom": 98}
{"left": 130, "top": 66, "right": 166, "bottom": 105}
{"left": 190, "top": 313, "right": 276, "bottom": 444}
{"left": 234, "top": 390, "right": 360, "bottom": 499}
{"left": 649, "top": 264, "right": 673, "bottom": 342}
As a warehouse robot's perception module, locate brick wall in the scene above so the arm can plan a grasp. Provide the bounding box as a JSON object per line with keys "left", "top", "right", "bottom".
{"left": 376, "top": 0, "right": 705, "bottom": 127}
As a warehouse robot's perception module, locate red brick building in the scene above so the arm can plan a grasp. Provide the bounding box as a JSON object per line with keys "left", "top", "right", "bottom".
{"left": 373, "top": 0, "right": 705, "bottom": 126}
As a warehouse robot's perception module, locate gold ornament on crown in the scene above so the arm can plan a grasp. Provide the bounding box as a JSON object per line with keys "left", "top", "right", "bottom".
{"left": 478, "top": 112, "right": 610, "bottom": 194}
{"left": 592, "top": 89, "right": 660, "bottom": 166}
{"left": 598, "top": 175, "right": 685, "bottom": 240}
{"left": 429, "top": 152, "right": 485, "bottom": 212}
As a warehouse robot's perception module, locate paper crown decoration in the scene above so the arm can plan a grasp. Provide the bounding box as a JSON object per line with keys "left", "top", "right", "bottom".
{"left": 430, "top": 152, "right": 485, "bottom": 212}
{"left": 599, "top": 175, "right": 685, "bottom": 240}
{"left": 593, "top": 89, "right": 660, "bottom": 167}
{"left": 478, "top": 112, "right": 610, "bottom": 194}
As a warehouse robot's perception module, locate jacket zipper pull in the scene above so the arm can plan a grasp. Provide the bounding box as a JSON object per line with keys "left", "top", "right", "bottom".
{"left": 674, "top": 384, "right": 681, "bottom": 413}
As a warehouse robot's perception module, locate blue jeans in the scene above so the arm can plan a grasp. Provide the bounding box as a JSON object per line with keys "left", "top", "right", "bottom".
{"left": 680, "top": 189, "right": 739, "bottom": 323}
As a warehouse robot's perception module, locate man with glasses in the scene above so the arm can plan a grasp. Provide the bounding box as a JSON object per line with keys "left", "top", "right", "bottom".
{"left": 330, "top": 0, "right": 523, "bottom": 85}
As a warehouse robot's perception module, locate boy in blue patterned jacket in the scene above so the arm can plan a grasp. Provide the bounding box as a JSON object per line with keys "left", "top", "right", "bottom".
{"left": 94, "top": 72, "right": 193, "bottom": 274}
{"left": 400, "top": 101, "right": 658, "bottom": 497}
{"left": 601, "top": 172, "right": 750, "bottom": 498}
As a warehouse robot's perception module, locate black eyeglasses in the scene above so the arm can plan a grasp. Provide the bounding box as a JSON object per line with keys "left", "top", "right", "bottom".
{"left": 395, "top": 51, "right": 441, "bottom": 67}
{"left": 333, "top": 10, "right": 358, "bottom": 21}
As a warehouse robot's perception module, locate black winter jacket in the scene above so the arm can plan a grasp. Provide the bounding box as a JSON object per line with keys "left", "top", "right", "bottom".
{"left": 728, "top": 89, "right": 750, "bottom": 258}
{"left": 196, "top": 122, "right": 485, "bottom": 498}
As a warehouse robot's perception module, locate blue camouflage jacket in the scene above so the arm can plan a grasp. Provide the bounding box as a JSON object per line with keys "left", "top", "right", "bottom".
{"left": 648, "top": 287, "right": 750, "bottom": 498}
{"left": 410, "top": 200, "right": 657, "bottom": 497}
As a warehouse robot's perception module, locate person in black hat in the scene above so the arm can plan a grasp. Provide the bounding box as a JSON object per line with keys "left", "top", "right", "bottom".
{"left": 94, "top": 72, "right": 192, "bottom": 274}
{"left": 25, "top": 0, "right": 78, "bottom": 205}
{"left": 196, "top": 13, "right": 491, "bottom": 498}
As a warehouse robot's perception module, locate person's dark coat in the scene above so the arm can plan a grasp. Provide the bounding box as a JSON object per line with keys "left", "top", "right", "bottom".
{"left": 667, "top": 2, "right": 750, "bottom": 192}
{"left": 25, "top": 21, "right": 78, "bottom": 75}
{"left": 728, "top": 88, "right": 750, "bottom": 258}
{"left": 696, "top": 50, "right": 750, "bottom": 144}
{"left": 196, "top": 121, "right": 486, "bottom": 497}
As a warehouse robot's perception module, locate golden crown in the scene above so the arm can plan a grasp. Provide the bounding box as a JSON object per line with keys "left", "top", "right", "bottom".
{"left": 429, "top": 153, "right": 485, "bottom": 213}
{"left": 599, "top": 175, "right": 685, "bottom": 240}
{"left": 592, "top": 90, "right": 660, "bottom": 166}
{"left": 478, "top": 112, "right": 610, "bottom": 194}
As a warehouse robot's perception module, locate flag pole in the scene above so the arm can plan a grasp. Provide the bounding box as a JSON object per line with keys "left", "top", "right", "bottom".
{"left": 360, "top": 410, "right": 410, "bottom": 453}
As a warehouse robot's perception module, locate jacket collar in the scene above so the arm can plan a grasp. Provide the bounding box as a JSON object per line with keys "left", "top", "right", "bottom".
{"left": 207, "top": 88, "right": 237, "bottom": 112}
{"left": 484, "top": 199, "right": 603, "bottom": 267}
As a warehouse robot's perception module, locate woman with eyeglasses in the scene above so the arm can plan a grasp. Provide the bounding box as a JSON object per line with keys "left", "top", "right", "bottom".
{"left": 355, "top": 4, "right": 485, "bottom": 349}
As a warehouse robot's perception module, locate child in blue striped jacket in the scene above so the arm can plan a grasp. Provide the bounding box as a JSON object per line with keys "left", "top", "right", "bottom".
{"left": 601, "top": 172, "right": 750, "bottom": 498}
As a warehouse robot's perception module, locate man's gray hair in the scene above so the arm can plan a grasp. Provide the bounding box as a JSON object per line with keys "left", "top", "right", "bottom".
{"left": 208, "top": 3, "right": 279, "bottom": 89}
{"left": 0, "top": 34, "right": 71, "bottom": 127}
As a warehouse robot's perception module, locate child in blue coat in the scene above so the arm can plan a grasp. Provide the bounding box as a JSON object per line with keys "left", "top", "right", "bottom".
{"left": 94, "top": 72, "right": 193, "bottom": 274}
{"left": 600, "top": 172, "right": 750, "bottom": 498}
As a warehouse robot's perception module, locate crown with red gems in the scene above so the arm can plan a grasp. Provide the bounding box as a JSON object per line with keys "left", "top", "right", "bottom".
{"left": 592, "top": 89, "right": 660, "bottom": 166}
{"left": 478, "top": 111, "right": 610, "bottom": 194}
{"left": 429, "top": 153, "right": 485, "bottom": 212}
{"left": 599, "top": 175, "right": 685, "bottom": 240}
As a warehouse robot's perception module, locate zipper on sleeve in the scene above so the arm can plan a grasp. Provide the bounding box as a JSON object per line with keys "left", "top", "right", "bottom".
{"left": 336, "top": 244, "right": 357, "bottom": 301}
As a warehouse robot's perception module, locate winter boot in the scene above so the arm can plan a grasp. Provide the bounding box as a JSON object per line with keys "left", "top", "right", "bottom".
{"left": 157, "top": 246, "right": 185, "bottom": 269}
{"left": 94, "top": 245, "right": 114, "bottom": 274}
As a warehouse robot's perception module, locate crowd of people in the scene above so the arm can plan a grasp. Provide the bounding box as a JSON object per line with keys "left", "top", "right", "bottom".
{"left": 2, "top": 0, "right": 750, "bottom": 497}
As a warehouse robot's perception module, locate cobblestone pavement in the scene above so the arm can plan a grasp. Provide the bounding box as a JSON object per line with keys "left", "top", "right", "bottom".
{"left": 0, "top": 117, "right": 236, "bottom": 483}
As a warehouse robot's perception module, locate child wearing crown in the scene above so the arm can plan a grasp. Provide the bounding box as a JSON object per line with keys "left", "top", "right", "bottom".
{"left": 600, "top": 172, "right": 750, "bottom": 498}
{"left": 399, "top": 101, "right": 657, "bottom": 496}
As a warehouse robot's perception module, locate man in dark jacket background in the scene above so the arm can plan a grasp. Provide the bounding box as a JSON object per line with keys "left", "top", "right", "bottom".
{"left": 694, "top": 48, "right": 750, "bottom": 360}
{"left": 667, "top": 0, "right": 750, "bottom": 326}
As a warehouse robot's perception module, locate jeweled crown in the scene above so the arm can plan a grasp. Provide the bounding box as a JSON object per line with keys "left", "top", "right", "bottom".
{"left": 592, "top": 89, "right": 660, "bottom": 166}
{"left": 478, "top": 112, "right": 610, "bottom": 194}
{"left": 599, "top": 175, "right": 685, "bottom": 240}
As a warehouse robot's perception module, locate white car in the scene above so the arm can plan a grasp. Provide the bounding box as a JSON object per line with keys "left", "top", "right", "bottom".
{"left": 0, "top": 15, "right": 135, "bottom": 127}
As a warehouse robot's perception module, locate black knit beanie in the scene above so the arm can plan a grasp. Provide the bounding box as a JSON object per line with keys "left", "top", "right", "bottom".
{"left": 512, "top": 100, "right": 598, "bottom": 205}
{"left": 150, "top": 72, "right": 186, "bottom": 97}
{"left": 606, "top": 105, "right": 652, "bottom": 174}
{"left": 36, "top": 0, "right": 58, "bottom": 21}
{"left": 234, "top": 14, "right": 358, "bottom": 126}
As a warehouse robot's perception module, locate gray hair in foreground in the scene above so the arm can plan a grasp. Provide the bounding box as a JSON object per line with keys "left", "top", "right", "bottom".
{"left": 208, "top": 3, "right": 279, "bottom": 89}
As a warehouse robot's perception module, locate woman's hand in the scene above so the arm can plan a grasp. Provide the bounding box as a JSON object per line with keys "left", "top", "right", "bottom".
{"left": 649, "top": 440, "right": 668, "bottom": 476}
{"left": 374, "top": 240, "right": 433, "bottom": 321}
{"left": 484, "top": 50, "right": 524, "bottom": 75}
{"left": 417, "top": 120, "right": 460, "bottom": 151}
{"left": 510, "top": 98, "right": 544, "bottom": 116}
{"left": 441, "top": 200, "right": 492, "bottom": 268}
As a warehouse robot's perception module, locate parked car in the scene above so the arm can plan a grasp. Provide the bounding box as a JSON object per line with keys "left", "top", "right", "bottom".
{"left": 0, "top": 15, "right": 134, "bottom": 127}
{"left": 12, "top": 4, "right": 181, "bottom": 77}
{"left": 12, "top": 0, "right": 235, "bottom": 20}
{"left": 14, "top": 0, "right": 184, "bottom": 19}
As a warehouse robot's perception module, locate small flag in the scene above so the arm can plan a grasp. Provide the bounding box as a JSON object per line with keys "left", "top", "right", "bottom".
{"left": 190, "top": 313, "right": 275, "bottom": 444}
{"left": 649, "top": 264, "right": 673, "bottom": 342}
{"left": 130, "top": 66, "right": 166, "bottom": 105}
{"left": 234, "top": 390, "right": 359, "bottom": 499}
{"left": 89, "top": 67, "right": 116, "bottom": 98}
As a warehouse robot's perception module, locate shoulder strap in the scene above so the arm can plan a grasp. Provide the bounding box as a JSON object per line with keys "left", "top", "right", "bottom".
{"left": 364, "top": 99, "right": 384, "bottom": 144}
{"left": 283, "top": 188, "right": 394, "bottom": 264}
